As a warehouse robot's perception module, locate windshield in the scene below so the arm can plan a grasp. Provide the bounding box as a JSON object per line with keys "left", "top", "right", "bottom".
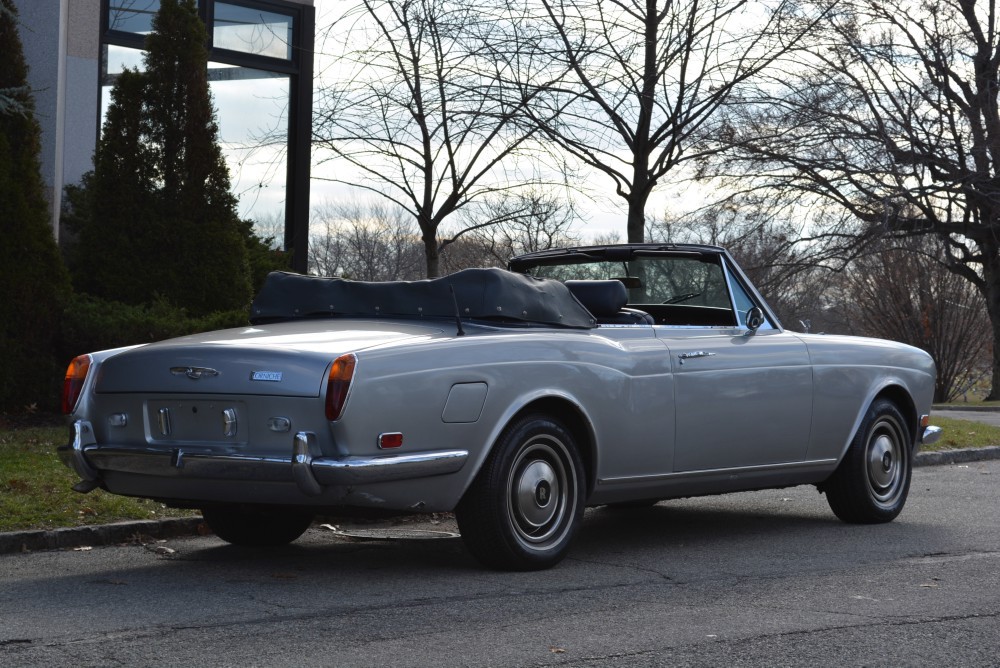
{"left": 526, "top": 255, "right": 732, "bottom": 308}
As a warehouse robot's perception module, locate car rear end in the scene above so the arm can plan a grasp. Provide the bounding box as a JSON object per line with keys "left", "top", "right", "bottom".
{"left": 58, "top": 322, "right": 468, "bottom": 509}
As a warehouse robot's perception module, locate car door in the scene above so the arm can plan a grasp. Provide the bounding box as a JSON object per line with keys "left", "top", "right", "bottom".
{"left": 657, "top": 326, "right": 813, "bottom": 471}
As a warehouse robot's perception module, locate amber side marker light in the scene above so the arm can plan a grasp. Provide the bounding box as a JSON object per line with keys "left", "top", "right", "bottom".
{"left": 325, "top": 353, "right": 357, "bottom": 421}
{"left": 62, "top": 355, "right": 92, "bottom": 414}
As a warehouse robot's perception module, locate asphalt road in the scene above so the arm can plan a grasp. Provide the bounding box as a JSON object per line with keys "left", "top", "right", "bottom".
{"left": 2, "top": 460, "right": 998, "bottom": 667}
{"left": 934, "top": 409, "right": 1000, "bottom": 427}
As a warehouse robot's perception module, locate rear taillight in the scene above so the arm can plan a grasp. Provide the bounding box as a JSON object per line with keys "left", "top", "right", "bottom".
{"left": 62, "top": 355, "right": 92, "bottom": 414}
{"left": 325, "top": 353, "right": 357, "bottom": 421}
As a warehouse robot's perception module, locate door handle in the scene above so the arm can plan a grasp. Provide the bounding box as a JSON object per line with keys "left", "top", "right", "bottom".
{"left": 678, "top": 351, "right": 716, "bottom": 365}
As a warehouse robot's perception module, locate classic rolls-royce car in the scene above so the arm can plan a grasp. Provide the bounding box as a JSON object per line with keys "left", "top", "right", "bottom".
{"left": 59, "top": 244, "right": 941, "bottom": 570}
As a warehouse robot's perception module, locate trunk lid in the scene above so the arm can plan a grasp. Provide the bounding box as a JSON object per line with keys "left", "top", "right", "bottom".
{"left": 95, "top": 320, "right": 442, "bottom": 396}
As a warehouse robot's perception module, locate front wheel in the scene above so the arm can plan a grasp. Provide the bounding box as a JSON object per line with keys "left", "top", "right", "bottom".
{"left": 824, "top": 399, "right": 912, "bottom": 523}
{"left": 202, "top": 506, "right": 314, "bottom": 547}
{"left": 456, "top": 414, "right": 585, "bottom": 571}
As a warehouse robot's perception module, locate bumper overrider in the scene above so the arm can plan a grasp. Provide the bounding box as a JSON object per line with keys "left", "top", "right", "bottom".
{"left": 921, "top": 414, "right": 943, "bottom": 447}
{"left": 59, "top": 420, "right": 469, "bottom": 496}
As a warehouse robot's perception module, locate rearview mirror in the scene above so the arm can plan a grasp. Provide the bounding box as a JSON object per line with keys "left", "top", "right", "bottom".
{"left": 745, "top": 307, "right": 765, "bottom": 334}
{"left": 612, "top": 276, "right": 643, "bottom": 290}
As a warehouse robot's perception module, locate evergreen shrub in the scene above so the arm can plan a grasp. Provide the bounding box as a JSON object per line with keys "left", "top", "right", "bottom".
{"left": 57, "top": 296, "right": 249, "bottom": 365}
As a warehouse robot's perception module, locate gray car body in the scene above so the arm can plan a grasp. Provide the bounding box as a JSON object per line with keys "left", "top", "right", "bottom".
{"left": 60, "top": 245, "right": 938, "bottom": 515}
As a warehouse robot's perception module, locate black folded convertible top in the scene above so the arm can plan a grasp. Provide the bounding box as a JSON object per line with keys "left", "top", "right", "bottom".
{"left": 249, "top": 268, "right": 597, "bottom": 329}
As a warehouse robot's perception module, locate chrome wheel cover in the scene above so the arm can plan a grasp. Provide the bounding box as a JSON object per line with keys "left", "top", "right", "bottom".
{"left": 506, "top": 435, "right": 577, "bottom": 549}
{"left": 865, "top": 414, "right": 907, "bottom": 507}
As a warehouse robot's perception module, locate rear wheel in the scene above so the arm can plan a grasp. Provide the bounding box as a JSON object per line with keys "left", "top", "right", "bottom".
{"left": 456, "top": 414, "right": 585, "bottom": 571}
{"left": 824, "top": 399, "right": 912, "bottom": 523}
{"left": 202, "top": 506, "right": 314, "bottom": 547}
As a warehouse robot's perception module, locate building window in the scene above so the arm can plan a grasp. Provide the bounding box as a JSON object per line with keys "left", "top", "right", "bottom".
{"left": 108, "top": 1, "right": 195, "bottom": 36}
{"left": 99, "top": 0, "right": 313, "bottom": 271}
{"left": 213, "top": 2, "right": 293, "bottom": 60}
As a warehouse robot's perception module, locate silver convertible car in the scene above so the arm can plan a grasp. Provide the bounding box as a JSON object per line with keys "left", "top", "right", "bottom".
{"left": 59, "top": 244, "right": 941, "bottom": 570}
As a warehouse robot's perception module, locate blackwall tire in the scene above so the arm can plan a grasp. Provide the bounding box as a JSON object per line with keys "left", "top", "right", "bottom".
{"left": 202, "top": 506, "right": 314, "bottom": 547}
{"left": 456, "top": 414, "right": 585, "bottom": 571}
{"left": 824, "top": 399, "right": 912, "bottom": 524}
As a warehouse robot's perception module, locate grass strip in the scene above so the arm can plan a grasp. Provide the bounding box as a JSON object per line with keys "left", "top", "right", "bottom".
{"left": 0, "top": 425, "right": 194, "bottom": 533}
{"left": 924, "top": 416, "right": 1000, "bottom": 452}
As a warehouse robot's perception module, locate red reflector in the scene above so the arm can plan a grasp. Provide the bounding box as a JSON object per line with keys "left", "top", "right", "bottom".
{"left": 379, "top": 432, "right": 403, "bottom": 449}
{"left": 62, "top": 355, "right": 92, "bottom": 414}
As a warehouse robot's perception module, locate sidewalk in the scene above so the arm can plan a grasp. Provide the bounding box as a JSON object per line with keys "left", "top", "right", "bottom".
{"left": 3, "top": 446, "right": 998, "bottom": 556}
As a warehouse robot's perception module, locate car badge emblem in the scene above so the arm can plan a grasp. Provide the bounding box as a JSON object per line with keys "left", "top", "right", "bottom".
{"left": 250, "top": 370, "right": 283, "bottom": 382}
{"left": 170, "top": 366, "right": 219, "bottom": 380}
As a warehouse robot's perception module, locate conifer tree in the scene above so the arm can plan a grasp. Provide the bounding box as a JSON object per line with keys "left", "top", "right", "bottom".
{"left": 67, "top": 0, "right": 251, "bottom": 316}
{"left": 0, "top": 0, "right": 72, "bottom": 412}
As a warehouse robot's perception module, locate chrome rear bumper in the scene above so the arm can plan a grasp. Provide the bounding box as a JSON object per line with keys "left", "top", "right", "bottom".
{"left": 59, "top": 420, "right": 468, "bottom": 497}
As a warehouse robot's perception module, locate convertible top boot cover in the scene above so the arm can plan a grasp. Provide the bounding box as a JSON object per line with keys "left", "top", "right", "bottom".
{"left": 250, "top": 268, "right": 598, "bottom": 329}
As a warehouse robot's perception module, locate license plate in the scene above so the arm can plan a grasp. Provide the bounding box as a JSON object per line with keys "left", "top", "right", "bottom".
{"left": 146, "top": 400, "right": 248, "bottom": 445}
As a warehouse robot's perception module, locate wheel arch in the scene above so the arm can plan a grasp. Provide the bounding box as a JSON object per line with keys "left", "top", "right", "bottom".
{"left": 872, "top": 384, "right": 918, "bottom": 446}
{"left": 496, "top": 396, "right": 598, "bottom": 500}
{"left": 830, "top": 382, "right": 919, "bottom": 470}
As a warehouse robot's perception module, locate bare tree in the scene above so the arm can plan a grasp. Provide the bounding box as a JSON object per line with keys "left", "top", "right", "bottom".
{"left": 709, "top": 0, "right": 1000, "bottom": 399}
{"left": 313, "top": 0, "right": 557, "bottom": 277}
{"left": 838, "top": 238, "right": 990, "bottom": 403}
{"left": 308, "top": 200, "right": 424, "bottom": 280}
{"left": 443, "top": 189, "right": 582, "bottom": 265}
{"left": 520, "top": 0, "right": 821, "bottom": 242}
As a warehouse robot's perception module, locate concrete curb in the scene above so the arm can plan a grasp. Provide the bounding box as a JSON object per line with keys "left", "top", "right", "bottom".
{"left": 932, "top": 405, "right": 1000, "bottom": 412}
{"left": 0, "top": 517, "right": 205, "bottom": 556}
{"left": 914, "top": 445, "right": 1000, "bottom": 466}
{"left": 2, "top": 447, "right": 998, "bottom": 556}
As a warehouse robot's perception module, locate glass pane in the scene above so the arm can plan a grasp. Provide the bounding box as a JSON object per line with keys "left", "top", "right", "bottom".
{"left": 108, "top": 0, "right": 161, "bottom": 35}
{"left": 728, "top": 277, "right": 756, "bottom": 326}
{"left": 102, "top": 44, "right": 146, "bottom": 80}
{"left": 213, "top": 3, "right": 293, "bottom": 60}
{"left": 529, "top": 256, "right": 731, "bottom": 307}
{"left": 100, "top": 45, "right": 146, "bottom": 121}
{"left": 210, "top": 66, "right": 290, "bottom": 244}
{"left": 632, "top": 257, "right": 730, "bottom": 308}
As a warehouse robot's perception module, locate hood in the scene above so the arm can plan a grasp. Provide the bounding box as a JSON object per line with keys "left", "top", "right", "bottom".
{"left": 792, "top": 332, "right": 935, "bottom": 375}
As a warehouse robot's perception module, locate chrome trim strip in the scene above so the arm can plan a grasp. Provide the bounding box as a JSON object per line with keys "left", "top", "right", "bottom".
{"left": 922, "top": 425, "right": 943, "bottom": 446}
{"left": 598, "top": 458, "right": 839, "bottom": 485}
{"left": 311, "top": 449, "right": 468, "bottom": 485}
{"left": 157, "top": 408, "right": 171, "bottom": 436}
{"left": 222, "top": 408, "right": 238, "bottom": 438}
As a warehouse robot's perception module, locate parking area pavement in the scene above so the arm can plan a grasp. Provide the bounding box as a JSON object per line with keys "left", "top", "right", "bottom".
{"left": 933, "top": 407, "right": 1000, "bottom": 427}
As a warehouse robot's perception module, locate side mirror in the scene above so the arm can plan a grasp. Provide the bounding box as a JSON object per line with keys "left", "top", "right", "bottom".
{"left": 745, "top": 307, "right": 765, "bottom": 334}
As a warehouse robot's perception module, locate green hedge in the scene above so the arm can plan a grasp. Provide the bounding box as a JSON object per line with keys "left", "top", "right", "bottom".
{"left": 57, "top": 295, "right": 249, "bottom": 366}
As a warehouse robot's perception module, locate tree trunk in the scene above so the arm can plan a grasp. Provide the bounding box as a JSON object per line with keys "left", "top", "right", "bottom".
{"left": 982, "top": 241, "right": 1000, "bottom": 401}
{"left": 626, "top": 171, "right": 651, "bottom": 243}
{"left": 422, "top": 231, "right": 440, "bottom": 278}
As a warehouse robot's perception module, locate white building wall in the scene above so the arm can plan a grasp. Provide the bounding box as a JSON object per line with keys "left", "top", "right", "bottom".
{"left": 15, "top": 0, "right": 100, "bottom": 240}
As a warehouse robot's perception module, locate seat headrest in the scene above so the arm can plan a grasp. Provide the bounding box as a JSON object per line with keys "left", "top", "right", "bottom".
{"left": 564, "top": 280, "right": 628, "bottom": 317}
